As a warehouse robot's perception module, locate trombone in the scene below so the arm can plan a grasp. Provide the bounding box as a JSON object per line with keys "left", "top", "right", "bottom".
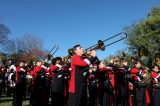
{"left": 44, "top": 45, "right": 59, "bottom": 60}
{"left": 84, "top": 32, "right": 127, "bottom": 53}
{"left": 64, "top": 32, "right": 127, "bottom": 60}
{"left": 63, "top": 48, "right": 74, "bottom": 60}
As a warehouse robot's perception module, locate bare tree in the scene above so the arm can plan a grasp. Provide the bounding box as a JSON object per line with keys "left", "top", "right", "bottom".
{"left": 3, "top": 34, "right": 46, "bottom": 63}
{"left": 0, "top": 24, "right": 10, "bottom": 44}
{"left": 3, "top": 39, "right": 17, "bottom": 54}
{"left": 17, "top": 34, "right": 46, "bottom": 61}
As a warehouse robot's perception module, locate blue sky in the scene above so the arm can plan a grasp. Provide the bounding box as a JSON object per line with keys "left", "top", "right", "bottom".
{"left": 0, "top": 0, "right": 159, "bottom": 60}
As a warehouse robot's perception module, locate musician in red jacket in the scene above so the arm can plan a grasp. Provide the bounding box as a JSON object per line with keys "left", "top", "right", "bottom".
{"left": 118, "top": 58, "right": 130, "bottom": 106}
{"left": 13, "top": 60, "right": 26, "bottom": 106}
{"left": 32, "top": 60, "right": 48, "bottom": 106}
{"left": 49, "top": 57, "right": 65, "bottom": 106}
{"left": 130, "top": 60, "right": 150, "bottom": 106}
{"left": 98, "top": 60, "right": 114, "bottom": 106}
{"left": 88, "top": 55, "right": 99, "bottom": 106}
{"left": 68, "top": 44, "right": 96, "bottom": 106}
{"left": 151, "top": 64, "right": 160, "bottom": 106}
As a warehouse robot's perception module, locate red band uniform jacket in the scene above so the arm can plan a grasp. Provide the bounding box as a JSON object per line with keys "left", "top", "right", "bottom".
{"left": 69, "top": 55, "right": 90, "bottom": 93}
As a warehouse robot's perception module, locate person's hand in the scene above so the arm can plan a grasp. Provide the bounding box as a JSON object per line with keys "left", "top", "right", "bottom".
{"left": 145, "top": 67, "right": 149, "bottom": 72}
{"left": 89, "top": 69, "right": 93, "bottom": 73}
{"left": 143, "top": 73, "right": 147, "bottom": 77}
{"left": 87, "top": 50, "right": 91, "bottom": 55}
{"left": 90, "top": 50, "right": 96, "bottom": 57}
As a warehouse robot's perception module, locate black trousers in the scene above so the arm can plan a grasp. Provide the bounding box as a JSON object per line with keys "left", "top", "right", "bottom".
{"left": 88, "top": 86, "right": 97, "bottom": 106}
{"left": 135, "top": 87, "right": 146, "bottom": 106}
{"left": 120, "top": 81, "right": 129, "bottom": 106}
{"left": 51, "top": 75, "right": 64, "bottom": 106}
{"left": 103, "top": 91, "right": 111, "bottom": 106}
{"left": 51, "top": 92, "right": 64, "bottom": 106}
{"left": 152, "top": 88, "right": 160, "bottom": 106}
{"left": 12, "top": 89, "right": 25, "bottom": 106}
{"left": 46, "top": 85, "right": 51, "bottom": 105}
{"left": 32, "top": 87, "right": 48, "bottom": 106}
{"left": 68, "top": 85, "right": 87, "bottom": 106}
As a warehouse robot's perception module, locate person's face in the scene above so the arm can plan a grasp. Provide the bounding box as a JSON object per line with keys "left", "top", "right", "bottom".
{"left": 20, "top": 62, "right": 25, "bottom": 67}
{"left": 99, "top": 61, "right": 106, "bottom": 68}
{"left": 75, "top": 46, "right": 84, "bottom": 56}
{"left": 64, "top": 58, "right": 68, "bottom": 63}
{"left": 56, "top": 60, "right": 61, "bottom": 64}
{"left": 153, "top": 66, "right": 159, "bottom": 73}
{"left": 135, "top": 62, "right": 141, "bottom": 68}
{"left": 36, "top": 61, "right": 42, "bottom": 66}
{"left": 121, "top": 61, "right": 128, "bottom": 66}
{"left": 113, "top": 60, "right": 119, "bottom": 66}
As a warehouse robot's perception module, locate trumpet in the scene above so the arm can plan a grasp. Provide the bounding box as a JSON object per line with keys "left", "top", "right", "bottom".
{"left": 84, "top": 32, "right": 127, "bottom": 53}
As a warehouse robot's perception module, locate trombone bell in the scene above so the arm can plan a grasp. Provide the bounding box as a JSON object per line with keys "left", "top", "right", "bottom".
{"left": 97, "top": 40, "right": 105, "bottom": 51}
{"left": 68, "top": 48, "right": 74, "bottom": 57}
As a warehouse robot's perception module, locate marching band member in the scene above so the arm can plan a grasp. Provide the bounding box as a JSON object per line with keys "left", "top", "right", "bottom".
{"left": 68, "top": 44, "right": 95, "bottom": 106}
{"left": 118, "top": 58, "right": 130, "bottom": 106}
{"left": 42, "top": 59, "right": 52, "bottom": 105}
{"left": 61, "top": 56, "right": 71, "bottom": 105}
{"left": 32, "top": 60, "right": 48, "bottom": 106}
{"left": 98, "top": 60, "right": 114, "bottom": 106}
{"left": 87, "top": 50, "right": 99, "bottom": 106}
{"left": 0, "top": 63, "right": 7, "bottom": 97}
{"left": 130, "top": 60, "right": 151, "bottom": 106}
{"left": 151, "top": 64, "right": 160, "bottom": 106}
{"left": 49, "top": 57, "right": 65, "bottom": 106}
{"left": 28, "top": 65, "right": 36, "bottom": 106}
{"left": 6, "top": 61, "right": 16, "bottom": 97}
{"left": 13, "top": 60, "right": 26, "bottom": 106}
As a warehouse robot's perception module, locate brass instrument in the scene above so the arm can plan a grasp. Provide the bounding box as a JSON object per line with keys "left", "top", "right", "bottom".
{"left": 51, "top": 45, "right": 59, "bottom": 56}
{"left": 64, "top": 32, "right": 127, "bottom": 60}
{"left": 63, "top": 48, "right": 74, "bottom": 60}
{"left": 84, "top": 32, "right": 127, "bottom": 53}
{"left": 44, "top": 45, "right": 59, "bottom": 60}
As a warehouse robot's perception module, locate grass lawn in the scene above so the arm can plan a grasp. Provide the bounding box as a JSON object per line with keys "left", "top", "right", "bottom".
{"left": 0, "top": 92, "right": 53, "bottom": 106}
{"left": 0, "top": 94, "right": 29, "bottom": 106}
